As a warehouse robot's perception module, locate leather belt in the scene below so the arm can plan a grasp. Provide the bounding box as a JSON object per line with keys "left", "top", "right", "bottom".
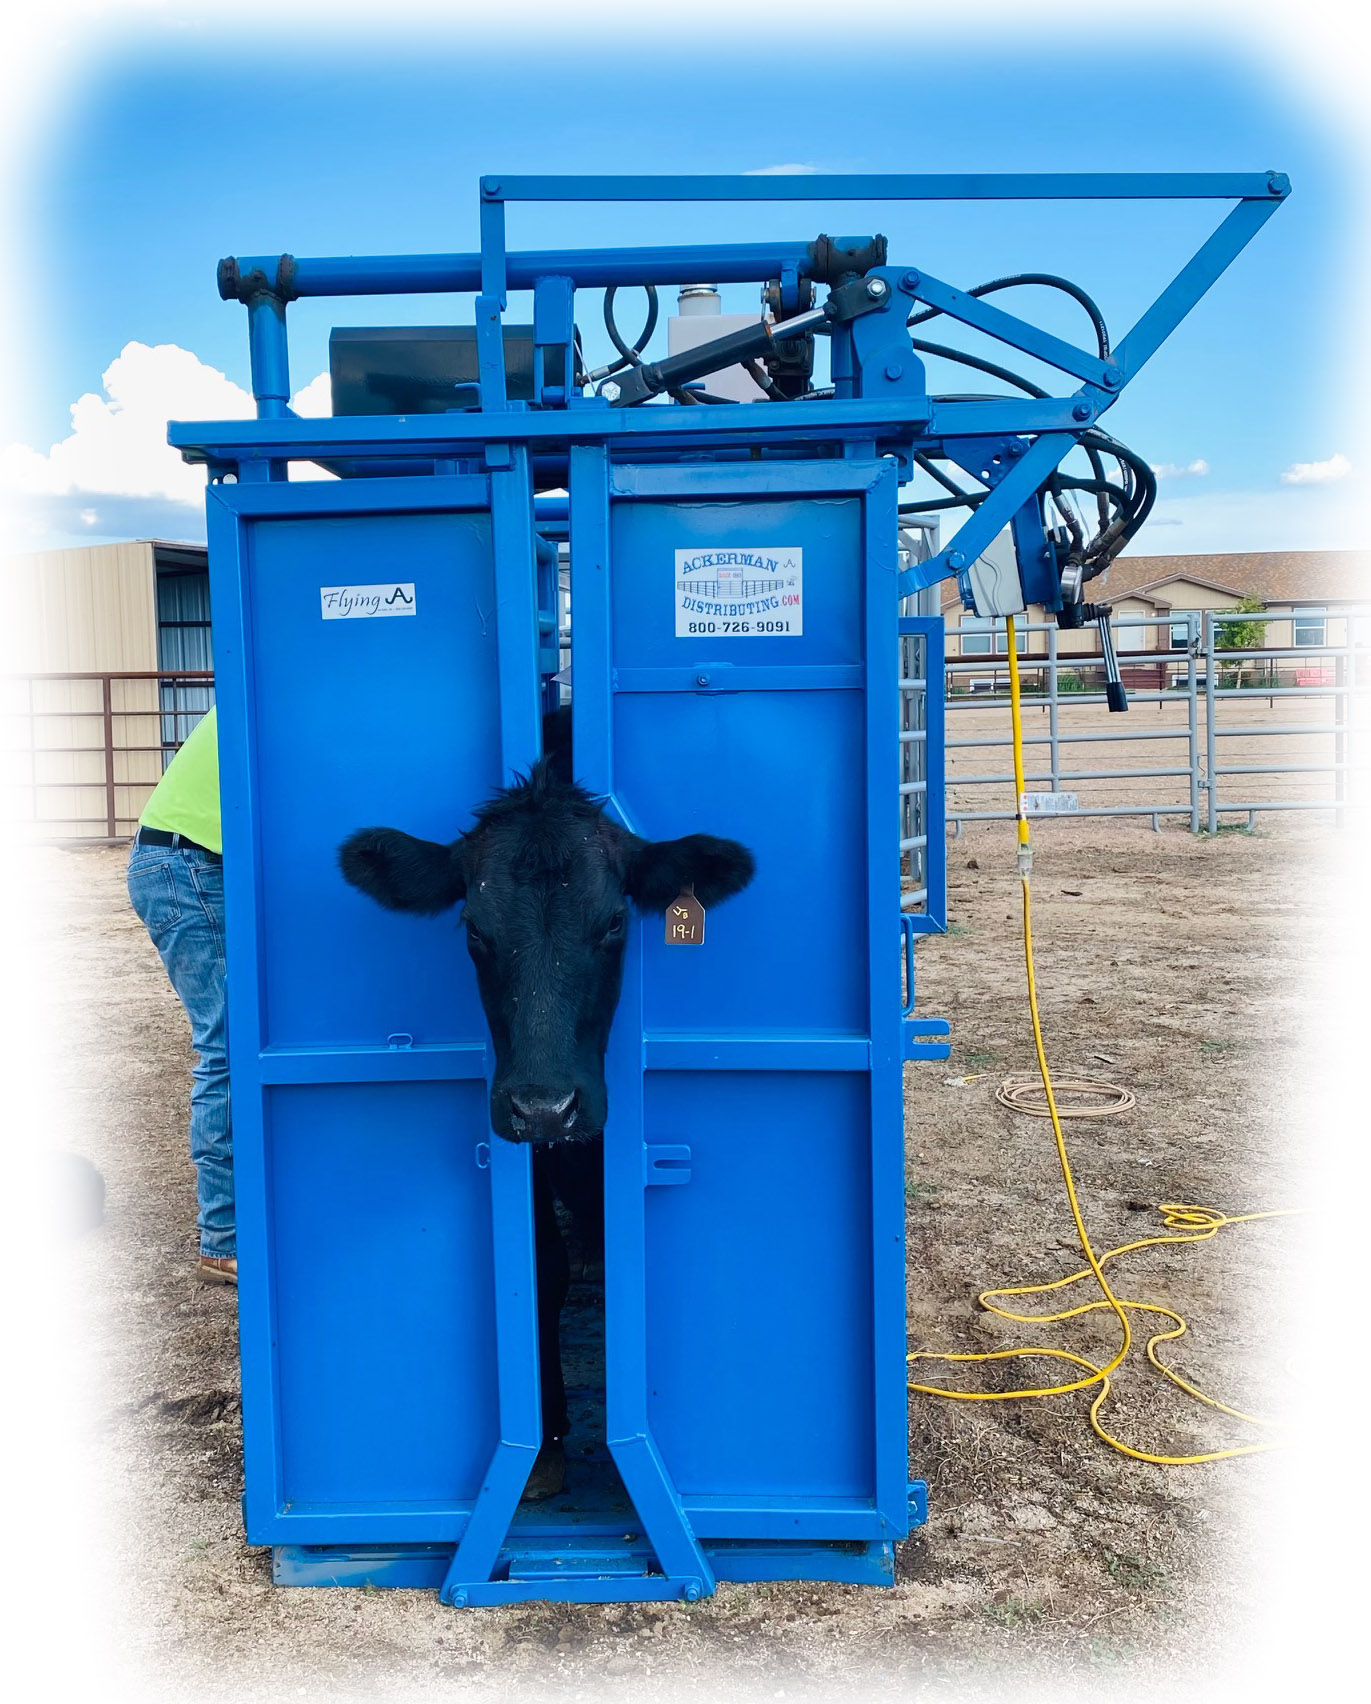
{"left": 136, "top": 827, "right": 221, "bottom": 859}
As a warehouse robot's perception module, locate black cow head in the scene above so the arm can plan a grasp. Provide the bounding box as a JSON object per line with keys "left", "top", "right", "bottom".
{"left": 339, "top": 761, "right": 754, "bottom": 1144}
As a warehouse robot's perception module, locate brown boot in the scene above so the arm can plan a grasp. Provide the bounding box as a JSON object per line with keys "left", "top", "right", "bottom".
{"left": 522, "top": 1438, "right": 566, "bottom": 1502}
{"left": 198, "top": 1255, "right": 237, "bottom": 1285}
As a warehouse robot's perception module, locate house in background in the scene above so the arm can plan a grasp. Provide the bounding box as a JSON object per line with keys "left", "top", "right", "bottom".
{"left": 2, "top": 540, "right": 212, "bottom": 838}
{"left": 940, "top": 548, "right": 1369, "bottom": 684}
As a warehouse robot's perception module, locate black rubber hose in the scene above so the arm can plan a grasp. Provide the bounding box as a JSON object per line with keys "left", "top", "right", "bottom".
{"left": 603, "top": 284, "right": 659, "bottom": 371}
{"left": 1075, "top": 429, "right": 1158, "bottom": 575}
{"left": 910, "top": 338, "right": 1049, "bottom": 398}
{"left": 912, "top": 450, "right": 973, "bottom": 500}
{"left": 908, "top": 272, "right": 1111, "bottom": 359}
{"left": 908, "top": 334, "right": 1153, "bottom": 573}
{"left": 911, "top": 281, "right": 1112, "bottom": 530}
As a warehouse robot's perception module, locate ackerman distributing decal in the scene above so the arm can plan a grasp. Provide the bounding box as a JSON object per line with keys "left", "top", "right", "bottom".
{"left": 320, "top": 583, "right": 417, "bottom": 620}
{"left": 674, "top": 547, "right": 803, "bottom": 637}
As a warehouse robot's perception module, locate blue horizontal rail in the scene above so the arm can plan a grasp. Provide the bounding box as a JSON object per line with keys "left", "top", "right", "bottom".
{"left": 223, "top": 242, "right": 818, "bottom": 298}
{"left": 484, "top": 173, "right": 1288, "bottom": 203}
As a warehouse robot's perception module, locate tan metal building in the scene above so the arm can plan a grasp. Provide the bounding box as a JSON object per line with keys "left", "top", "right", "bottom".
{"left": 2, "top": 539, "right": 212, "bottom": 838}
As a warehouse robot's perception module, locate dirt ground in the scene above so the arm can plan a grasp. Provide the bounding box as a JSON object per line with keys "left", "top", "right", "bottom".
{"left": 35, "top": 813, "right": 1334, "bottom": 1702}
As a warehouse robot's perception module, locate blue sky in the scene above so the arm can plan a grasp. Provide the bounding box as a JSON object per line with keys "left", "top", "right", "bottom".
{"left": 2, "top": 2, "right": 1364, "bottom": 557}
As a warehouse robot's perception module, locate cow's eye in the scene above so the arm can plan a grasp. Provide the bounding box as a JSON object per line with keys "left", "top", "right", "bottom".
{"left": 465, "top": 920, "right": 489, "bottom": 952}
{"left": 600, "top": 912, "right": 627, "bottom": 945}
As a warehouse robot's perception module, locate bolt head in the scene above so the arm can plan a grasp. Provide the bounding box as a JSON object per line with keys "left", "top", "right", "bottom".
{"left": 482, "top": 178, "right": 501, "bottom": 197}
{"left": 1101, "top": 369, "right": 1123, "bottom": 390}
{"left": 601, "top": 381, "right": 621, "bottom": 403}
{"left": 449, "top": 1587, "right": 469, "bottom": 1607}
{"left": 866, "top": 277, "right": 888, "bottom": 298}
{"left": 1007, "top": 439, "right": 1025, "bottom": 457}
{"left": 885, "top": 361, "right": 904, "bottom": 381}
{"left": 947, "top": 551, "right": 966, "bottom": 571}
{"left": 1072, "top": 401, "right": 1093, "bottom": 421}
{"left": 901, "top": 270, "right": 922, "bottom": 292}
{"left": 695, "top": 673, "right": 711, "bottom": 687}
{"left": 681, "top": 1580, "right": 702, "bottom": 1602}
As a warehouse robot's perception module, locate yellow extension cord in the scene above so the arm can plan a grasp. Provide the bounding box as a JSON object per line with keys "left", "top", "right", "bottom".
{"left": 906, "top": 613, "right": 1298, "bottom": 1466}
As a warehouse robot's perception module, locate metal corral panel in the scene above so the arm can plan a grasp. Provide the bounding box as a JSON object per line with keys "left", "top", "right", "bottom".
{"left": 4, "top": 541, "right": 162, "bottom": 833}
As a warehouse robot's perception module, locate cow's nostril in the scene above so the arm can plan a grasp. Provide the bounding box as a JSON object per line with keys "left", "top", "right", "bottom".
{"left": 508, "top": 1090, "right": 579, "bottom": 1140}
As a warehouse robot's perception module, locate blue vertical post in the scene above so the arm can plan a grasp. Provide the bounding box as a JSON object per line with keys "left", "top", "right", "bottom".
{"left": 441, "top": 446, "right": 544, "bottom": 1605}
{"left": 476, "top": 180, "right": 510, "bottom": 409}
{"left": 533, "top": 275, "right": 576, "bottom": 406}
{"left": 246, "top": 293, "right": 291, "bottom": 419}
{"left": 203, "top": 486, "right": 278, "bottom": 1538}
{"left": 862, "top": 464, "right": 911, "bottom": 1538}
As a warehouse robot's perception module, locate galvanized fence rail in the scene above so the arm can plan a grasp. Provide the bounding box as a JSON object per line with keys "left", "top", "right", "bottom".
{"left": 1, "top": 670, "right": 215, "bottom": 840}
{"left": 1202, "top": 608, "right": 1371, "bottom": 831}
{"left": 935, "top": 610, "right": 1370, "bottom": 835}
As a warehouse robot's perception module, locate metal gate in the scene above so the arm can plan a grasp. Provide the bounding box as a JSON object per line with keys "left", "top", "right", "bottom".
{"left": 937, "top": 611, "right": 1371, "bottom": 831}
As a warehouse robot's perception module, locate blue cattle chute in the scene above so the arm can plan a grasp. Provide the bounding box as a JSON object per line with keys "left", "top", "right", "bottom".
{"left": 172, "top": 171, "right": 1285, "bottom": 1604}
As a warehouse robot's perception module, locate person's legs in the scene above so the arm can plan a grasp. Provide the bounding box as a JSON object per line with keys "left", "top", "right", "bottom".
{"left": 127, "top": 845, "right": 233, "bottom": 1259}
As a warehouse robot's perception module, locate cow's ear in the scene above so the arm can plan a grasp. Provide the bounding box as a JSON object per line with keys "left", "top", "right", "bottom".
{"left": 338, "top": 827, "right": 467, "bottom": 914}
{"left": 622, "top": 833, "right": 755, "bottom": 913}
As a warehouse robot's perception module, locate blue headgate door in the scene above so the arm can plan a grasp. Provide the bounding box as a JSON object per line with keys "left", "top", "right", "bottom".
{"left": 571, "top": 451, "right": 913, "bottom": 1581}
{"left": 208, "top": 467, "right": 548, "bottom": 1559}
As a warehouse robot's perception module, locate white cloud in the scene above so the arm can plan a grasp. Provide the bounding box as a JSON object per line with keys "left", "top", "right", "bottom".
{"left": 1280, "top": 453, "right": 1354, "bottom": 486}
{"left": 744, "top": 163, "right": 819, "bottom": 176}
{"left": 1134, "top": 478, "right": 1367, "bottom": 555}
{"left": 1, "top": 342, "right": 329, "bottom": 505}
{"left": 1151, "top": 458, "right": 1210, "bottom": 479}
{"left": 290, "top": 371, "right": 333, "bottom": 418}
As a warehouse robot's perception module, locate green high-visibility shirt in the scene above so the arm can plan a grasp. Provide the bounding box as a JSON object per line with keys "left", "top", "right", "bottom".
{"left": 139, "top": 706, "right": 222, "bottom": 853}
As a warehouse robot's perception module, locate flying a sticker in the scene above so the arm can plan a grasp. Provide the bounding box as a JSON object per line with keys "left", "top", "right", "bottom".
{"left": 675, "top": 548, "right": 803, "bottom": 637}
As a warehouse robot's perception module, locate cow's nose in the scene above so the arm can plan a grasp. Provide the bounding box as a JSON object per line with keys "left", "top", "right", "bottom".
{"left": 508, "top": 1090, "right": 580, "bottom": 1141}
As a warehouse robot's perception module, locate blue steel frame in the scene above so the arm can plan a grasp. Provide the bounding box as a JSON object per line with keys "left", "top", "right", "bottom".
{"left": 173, "top": 173, "right": 1283, "bottom": 1605}
{"left": 188, "top": 171, "right": 1288, "bottom": 611}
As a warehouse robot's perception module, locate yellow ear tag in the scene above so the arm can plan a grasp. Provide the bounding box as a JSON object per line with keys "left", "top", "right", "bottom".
{"left": 664, "top": 885, "right": 706, "bottom": 946}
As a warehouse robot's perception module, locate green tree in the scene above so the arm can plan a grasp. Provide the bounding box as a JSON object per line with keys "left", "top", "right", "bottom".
{"left": 1214, "top": 596, "right": 1266, "bottom": 688}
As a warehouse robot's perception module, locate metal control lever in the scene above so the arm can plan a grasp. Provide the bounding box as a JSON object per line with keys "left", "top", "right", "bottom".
{"left": 1056, "top": 598, "right": 1128, "bottom": 712}
{"left": 1095, "top": 609, "right": 1128, "bottom": 712}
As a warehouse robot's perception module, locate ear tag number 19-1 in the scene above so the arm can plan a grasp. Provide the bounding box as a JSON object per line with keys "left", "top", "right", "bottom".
{"left": 665, "top": 885, "right": 706, "bottom": 946}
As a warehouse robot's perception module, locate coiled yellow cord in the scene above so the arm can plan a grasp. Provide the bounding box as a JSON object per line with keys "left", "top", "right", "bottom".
{"left": 907, "top": 612, "right": 1298, "bottom": 1465}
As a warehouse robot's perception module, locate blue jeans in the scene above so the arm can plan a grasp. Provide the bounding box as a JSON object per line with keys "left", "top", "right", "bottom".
{"left": 127, "top": 844, "right": 234, "bottom": 1259}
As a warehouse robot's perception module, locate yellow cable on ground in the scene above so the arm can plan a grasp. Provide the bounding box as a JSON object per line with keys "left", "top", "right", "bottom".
{"left": 995, "top": 1076, "right": 1136, "bottom": 1118}
{"left": 907, "top": 613, "right": 1299, "bottom": 1466}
